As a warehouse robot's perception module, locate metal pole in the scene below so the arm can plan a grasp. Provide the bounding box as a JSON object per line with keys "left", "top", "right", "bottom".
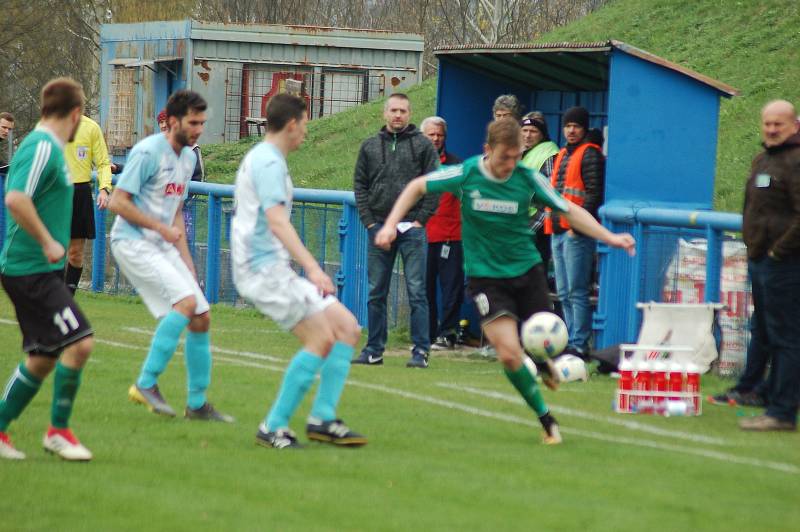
{"left": 91, "top": 194, "right": 107, "bottom": 292}
{"left": 205, "top": 194, "right": 221, "bottom": 304}
{"left": 705, "top": 226, "right": 722, "bottom": 303}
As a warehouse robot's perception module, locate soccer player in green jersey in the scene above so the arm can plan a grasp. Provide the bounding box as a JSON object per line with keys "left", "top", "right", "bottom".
{"left": 376, "top": 118, "right": 635, "bottom": 444}
{"left": 0, "top": 78, "right": 95, "bottom": 460}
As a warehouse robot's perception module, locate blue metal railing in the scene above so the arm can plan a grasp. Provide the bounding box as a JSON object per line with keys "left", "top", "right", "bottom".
{"left": 1, "top": 171, "right": 746, "bottom": 363}
{"left": 597, "top": 203, "right": 743, "bottom": 350}
{"left": 88, "top": 181, "right": 370, "bottom": 324}
{"left": 0, "top": 173, "right": 372, "bottom": 324}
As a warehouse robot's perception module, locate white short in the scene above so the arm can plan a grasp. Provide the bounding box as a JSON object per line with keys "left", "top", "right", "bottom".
{"left": 111, "top": 239, "right": 210, "bottom": 319}
{"left": 234, "top": 262, "right": 336, "bottom": 330}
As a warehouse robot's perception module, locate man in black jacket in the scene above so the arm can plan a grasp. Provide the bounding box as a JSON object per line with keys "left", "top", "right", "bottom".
{"left": 352, "top": 93, "right": 439, "bottom": 368}
{"left": 738, "top": 99, "right": 800, "bottom": 432}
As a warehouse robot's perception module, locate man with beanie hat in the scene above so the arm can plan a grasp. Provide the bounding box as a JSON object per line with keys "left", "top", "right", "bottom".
{"left": 544, "top": 106, "right": 605, "bottom": 359}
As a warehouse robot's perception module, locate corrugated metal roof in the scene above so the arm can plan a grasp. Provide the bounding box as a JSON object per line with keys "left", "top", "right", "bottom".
{"left": 434, "top": 40, "right": 738, "bottom": 97}
{"left": 191, "top": 21, "right": 424, "bottom": 52}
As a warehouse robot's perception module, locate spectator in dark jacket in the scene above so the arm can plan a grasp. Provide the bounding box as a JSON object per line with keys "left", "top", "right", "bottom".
{"left": 352, "top": 93, "right": 439, "bottom": 368}
{"left": 544, "top": 106, "right": 605, "bottom": 359}
{"left": 420, "top": 116, "right": 464, "bottom": 351}
{"left": 737, "top": 99, "right": 800, "bottom": 432}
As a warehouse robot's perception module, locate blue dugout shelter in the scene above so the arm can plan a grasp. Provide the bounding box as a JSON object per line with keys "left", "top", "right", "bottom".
{"left": 433, "top": 41, "right": 738, "bottom": 349}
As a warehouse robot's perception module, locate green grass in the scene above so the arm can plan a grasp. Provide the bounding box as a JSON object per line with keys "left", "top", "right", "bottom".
{"left": 203, "top": 0, "right": 800, "bottom": 213}
{"left": 1, "top": 293, "right": 798, "bottom": 531}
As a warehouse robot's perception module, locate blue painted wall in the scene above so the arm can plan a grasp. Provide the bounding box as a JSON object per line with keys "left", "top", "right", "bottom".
{"left": 605, "top": 50, "right": 720, "bottom": 209}
{"left": 436, "top": 59, "right": 528, "bottom": 158}
{"left": 436, "top": 58, "right": 609, "bottom": 159}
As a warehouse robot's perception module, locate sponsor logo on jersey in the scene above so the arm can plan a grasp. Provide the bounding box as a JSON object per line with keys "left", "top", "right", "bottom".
{"left": 165, "top": 183, "right": 186, "bottom": 196}
{"left": 472, "top": 198, "right": 518, "bottom": 214}
{"left": 77, "top": 146, "right": 88, "bottom": 160}
{"left": 469, "top": 190, "right": 481, "bottom": 199}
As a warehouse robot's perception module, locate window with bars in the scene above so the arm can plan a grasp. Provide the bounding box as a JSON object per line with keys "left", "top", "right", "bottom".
{"left": 108, "top": 68, "right": 136, "bottom": 150}
{"left": 224, "top": 66, "right": 385, "bottom": 142}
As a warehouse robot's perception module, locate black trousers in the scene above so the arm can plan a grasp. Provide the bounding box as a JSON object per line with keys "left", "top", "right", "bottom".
{"left": 742, "top": 255, "right": 800, "bottom": 422}
{"left": 426, "top": 241, "right": 465, "bottom": 341}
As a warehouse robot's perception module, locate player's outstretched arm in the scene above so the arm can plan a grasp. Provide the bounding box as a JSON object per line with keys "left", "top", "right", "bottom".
{"left": 374, "top": 176, "right": 428, "bottom": 249}
{"left": 108, "top": 189, "right": 181, "bottom": 243}
{"left": 265, "top": 204, "right": 335, "bottom": 295}
{"left": 4, "top": 190, "right": 64, "bottom": 263}
{"left": 562, "top": 202, "right": 636, "bottom": 256}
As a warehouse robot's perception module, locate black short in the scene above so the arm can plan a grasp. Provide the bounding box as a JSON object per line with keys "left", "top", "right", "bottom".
{"left": 1, "top": 271, "right": 93, "bottom": 357}
{"left": 467, "top": 264, "right": 553, "bottom": 326}
{"left": 70, "top": 182, "right": 96, "bottom": 239}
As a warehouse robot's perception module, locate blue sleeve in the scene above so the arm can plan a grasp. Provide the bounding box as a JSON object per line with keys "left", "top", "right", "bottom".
{"left": 116, "top": 146, "right": 158, "bottom": 196}
{"left": 252, "top": 158, "right": 288, "bottom": 211}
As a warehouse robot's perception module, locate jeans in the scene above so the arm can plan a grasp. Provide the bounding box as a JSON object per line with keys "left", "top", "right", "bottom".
{"left": 426, "top": 241, "right": 465, "bottom": 341}
{"left": 732, "top": 260, "right": 771, "bottom": 397}
{"left": 747, "top": 255, "right": 800, "bottom": 423}
{"left": 551, "top": 231, "right": 595, "bottom": 352}
{"left": 364, "top": 223, "right": 430, "bottom": 355}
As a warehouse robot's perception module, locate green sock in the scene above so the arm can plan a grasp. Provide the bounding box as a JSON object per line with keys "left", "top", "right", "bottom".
{"left": 505, "top": 364, "right": 549, "bottom": 417}
{"left": 0, "top": 363, "right": 43, "bottom": 431}
{"left": 51, "top": 362, "right": 83, "bottom": 429}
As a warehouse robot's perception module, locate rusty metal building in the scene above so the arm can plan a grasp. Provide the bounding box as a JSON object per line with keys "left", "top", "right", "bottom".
{"left": 99, "top": 20, "right": 424, "bottom": 152}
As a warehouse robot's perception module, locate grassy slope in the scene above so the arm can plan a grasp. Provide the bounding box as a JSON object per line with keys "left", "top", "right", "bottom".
{"left": 1, "top": 294, "right": 799, "bottom": 530}
{"left": 202, "top": 79, "right": 438, "bottom": 189}
{"left": 539, "top": 0, "right": 800, "bottom": 212}
{"left": 203, "top": 0, "right": 800, "bottom": 213}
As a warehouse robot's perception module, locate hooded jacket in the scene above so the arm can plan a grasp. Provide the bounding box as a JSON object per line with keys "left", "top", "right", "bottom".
{"left": 743, "top": 132, "right": 800, "bottom": 260}
{"left": 353, "top": 124, "right": 440, "bottom": 228}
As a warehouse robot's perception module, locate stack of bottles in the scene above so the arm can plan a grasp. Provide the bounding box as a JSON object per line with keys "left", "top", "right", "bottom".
{"left": 615, "top": 359, "right": 701, "bottom": 416}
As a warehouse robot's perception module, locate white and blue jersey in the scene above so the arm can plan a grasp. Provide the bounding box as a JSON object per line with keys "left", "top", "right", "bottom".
{"left": 111, "top": 133, "right": 196, "bottom": 245}
{"left": 231, "top": 142, "right": 292, "bottom": 278}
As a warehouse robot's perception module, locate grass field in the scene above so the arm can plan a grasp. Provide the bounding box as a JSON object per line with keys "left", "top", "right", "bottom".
{"left": 0, "top": 293, "right": 798, "bottom": 531}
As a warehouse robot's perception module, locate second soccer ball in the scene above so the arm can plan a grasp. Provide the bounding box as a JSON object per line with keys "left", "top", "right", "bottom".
{"left": 521, "top": 312, "right": 568, "bottom": 360}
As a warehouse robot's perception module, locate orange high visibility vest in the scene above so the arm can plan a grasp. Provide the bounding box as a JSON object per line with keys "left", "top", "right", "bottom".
{"left": 544, "top": 143, "right": 602, "bottom": 234}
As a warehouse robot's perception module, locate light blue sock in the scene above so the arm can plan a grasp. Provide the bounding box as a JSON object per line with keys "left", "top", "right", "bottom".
{"left": 137, "top": 311, "right": 190, "bottom": 389}
{"left": 185, "top": 331, "right": 211, "bottom": 410}
{"left": 265, "top": 350, "right": 324, "bottom": 432}
{"left": 310, "top": 342, "right": 354, "bottom": 421}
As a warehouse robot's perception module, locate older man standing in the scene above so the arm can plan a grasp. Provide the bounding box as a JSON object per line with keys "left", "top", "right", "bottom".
{"left": 352, "top": 93, "right": 439, "bottom": 368}
{"left": 739, "top": 100, "right": 800, "bottom": 432}
{"left": 420, "top": 116, "right": 464, "bottom": 350}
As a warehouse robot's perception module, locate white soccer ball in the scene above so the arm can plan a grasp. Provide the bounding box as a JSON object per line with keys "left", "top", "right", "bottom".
{"left": 554, "top": 354, "right": 589, "bottom": 382}
{"left": 521, "top": 312, "right": 568, "bottom": 359}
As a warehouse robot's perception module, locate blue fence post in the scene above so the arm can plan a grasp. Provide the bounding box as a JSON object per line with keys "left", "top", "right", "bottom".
{"left": 705, "top": 226, "right": 722, "bottom": 303}
{"left": 627, "top": 221, "right": 645, "bottom": 341}
{"left": 339, "top": 203, "right": 368, "bottom": 326}
{"left": 337, "top": 212, "right": 348, "bottom": 301}
{"left": 91, "top": 198, "right": 106, "bottom": 292}
{"left": 205, "top": 193, "right": 221, "bottom": 304}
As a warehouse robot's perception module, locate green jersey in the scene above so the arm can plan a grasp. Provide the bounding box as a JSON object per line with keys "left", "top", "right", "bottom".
{"left": 0, "top": 127, "right": 73, "bottom": 275}
{"left": 426, "top": 155, "right": 568, "bottom": 278}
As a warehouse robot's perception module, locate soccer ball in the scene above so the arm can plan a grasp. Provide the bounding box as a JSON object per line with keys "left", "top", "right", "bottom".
{"left": 554, "top": 354, "right": 589, "bottom": 382}
{"left": 521, "top": 312, "right": 568, "bottom": 359}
